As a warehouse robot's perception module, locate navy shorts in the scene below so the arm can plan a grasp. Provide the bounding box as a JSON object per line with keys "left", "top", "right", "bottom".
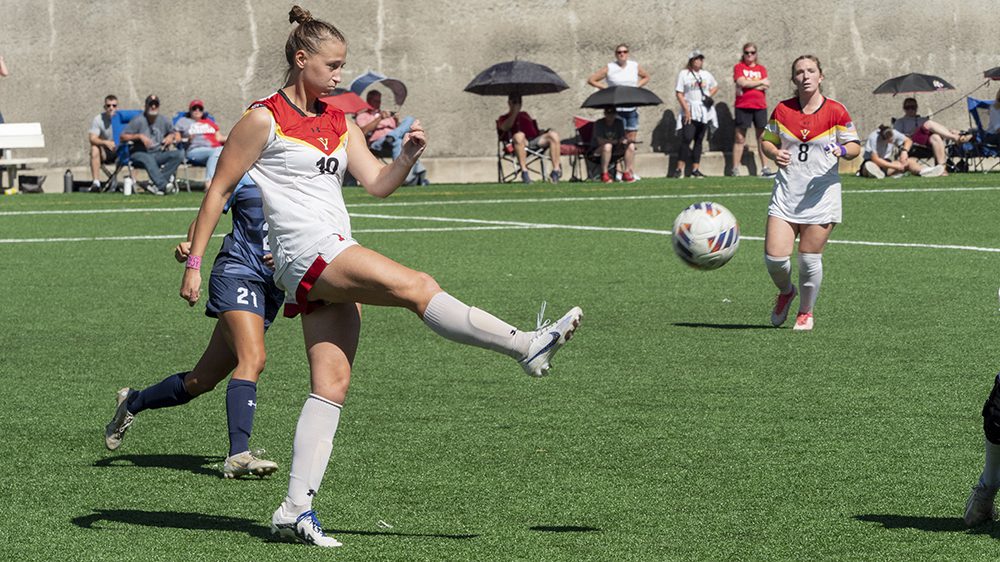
{"left": 734, "top": 107, "right": 767, "bottom": 130}
{"left": 206, "top": 275, "right": 284, "bottom": 329}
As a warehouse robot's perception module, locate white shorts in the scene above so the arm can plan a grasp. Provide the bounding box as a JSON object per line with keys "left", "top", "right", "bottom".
{"left": 275, "top": 233, "right": 359, "bottom": 318}
{"left": 767, "top": 182, "right": 842, "bottom": 224}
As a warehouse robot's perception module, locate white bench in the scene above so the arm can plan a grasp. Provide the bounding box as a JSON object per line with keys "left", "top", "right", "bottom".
{"left": 0, "top": 123, "right": 50, "bottom": 189}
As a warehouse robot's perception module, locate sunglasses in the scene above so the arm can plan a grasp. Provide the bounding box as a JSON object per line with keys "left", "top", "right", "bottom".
{"left": 903, "top": 106, "right": 917, "bottom": 110}
{"left": 104, "top": 103, "right": 117, "bottom": 108}
{"left": 616, "top": 50, "right": 628, "bottom": 54}
{"left": 147, "top": 102, "right": 160, "bottom": 107}
{"left": 744, "top": 50, "right": 756, "bottom": 55}
{"left": 191, "top": 106, "right": 204, "bottom": 111}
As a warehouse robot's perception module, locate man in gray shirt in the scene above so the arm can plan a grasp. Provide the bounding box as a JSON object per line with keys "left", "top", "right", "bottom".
{"left": 121, "top": 94, "right": 183, "bottom": 195}
{"left": 88, "top": 94, "right": 118, "bottom": 190}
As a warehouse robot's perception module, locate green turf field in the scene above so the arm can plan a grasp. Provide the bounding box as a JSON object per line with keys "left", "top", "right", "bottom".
{"left": 3, "top": 174, "right": 1000, "bottom": 560}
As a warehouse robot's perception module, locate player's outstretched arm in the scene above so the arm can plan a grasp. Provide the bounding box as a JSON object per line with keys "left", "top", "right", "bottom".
{"left": 346, "top": 120, "right": 426, "bottom": 199}
{"left": 180, "top": 109, "right": 270, "bottom": 306}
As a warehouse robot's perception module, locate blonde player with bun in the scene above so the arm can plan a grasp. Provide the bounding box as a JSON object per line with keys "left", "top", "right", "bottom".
{"left": 759, "top": 55, "right": 860, "bottom": 331}
{"left": 179, "top": 5, "right": 583, "bottom": 547}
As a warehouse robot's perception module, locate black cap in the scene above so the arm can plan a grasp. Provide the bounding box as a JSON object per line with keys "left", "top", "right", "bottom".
{"left": 144, "top": 94, "right": 160, "bottom": 106}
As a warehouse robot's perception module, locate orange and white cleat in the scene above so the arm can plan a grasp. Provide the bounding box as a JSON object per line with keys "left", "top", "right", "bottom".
{"left": 792, "top": 312, "right": 814, "bottom": 331}
{"left": 771, "top": 286, "right": 797, "bottom": 327}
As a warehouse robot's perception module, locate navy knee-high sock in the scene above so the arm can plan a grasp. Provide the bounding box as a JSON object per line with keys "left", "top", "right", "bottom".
{"left": 226, "top": 379, "right": 257, "bottom": 457}
{"left": 127, "top": 372, "right": 194, "bottom": 415}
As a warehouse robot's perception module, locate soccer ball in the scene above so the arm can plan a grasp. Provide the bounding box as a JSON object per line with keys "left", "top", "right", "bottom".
{"left": 671, "top": 202, "right": 740, "bottom": 270}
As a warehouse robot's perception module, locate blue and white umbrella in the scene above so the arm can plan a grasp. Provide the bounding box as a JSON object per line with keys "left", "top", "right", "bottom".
{"left": 348, "top": 71, "right": 408, "bottom": 106}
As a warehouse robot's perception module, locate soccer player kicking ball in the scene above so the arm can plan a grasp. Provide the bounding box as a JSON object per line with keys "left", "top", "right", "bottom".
{"left": 105, "top": 178, "right": 282, "bottom": 479}
{"left": 178, "top": 6, "right": 583, "bottom": 548}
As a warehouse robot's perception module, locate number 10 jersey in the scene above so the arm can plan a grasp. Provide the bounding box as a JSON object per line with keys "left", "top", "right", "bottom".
{"left": 762, "top": 97, "right": 859, "bottom": 224}
{"left": 246, "top": 90, "right": 351, "bottom": 281}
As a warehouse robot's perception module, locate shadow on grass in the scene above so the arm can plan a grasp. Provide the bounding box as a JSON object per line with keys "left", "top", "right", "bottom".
{"left": 855, "top": 514, "right": 999, "bottom": 536}
{"left": 530, "top": 525, "right": 601, "bottom": 533}
{"left": 673, "top": 322, "right": 773, "bottom": 330}
{"left": 71, "top": 509, "right": 479, "bottom": 541}
{"left": 72, "top": 509, "right": 272, "bottom": 540}
{"left": 93, "top": 454, "right": 225, "bottom": 478}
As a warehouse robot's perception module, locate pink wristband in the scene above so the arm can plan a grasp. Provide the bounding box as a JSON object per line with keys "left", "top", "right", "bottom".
{"left": 185, "top": 255, "right": 202, "bottom": 270}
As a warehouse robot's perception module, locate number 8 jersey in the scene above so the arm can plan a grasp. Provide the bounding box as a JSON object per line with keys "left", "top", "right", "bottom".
{"left": 246, "top": 91, "right": 351, "bottom": 280}
{"left": 762, "top": 97, "right": 859, "bottom": 224}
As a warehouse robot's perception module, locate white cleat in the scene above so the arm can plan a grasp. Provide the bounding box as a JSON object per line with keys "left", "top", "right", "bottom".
{"left": 964, "top": 483, "right": 998, "bottom": 527}
{"left": 223, "top": 450, "right": 279, "bottom": 479}
{"left": 271, "top": 506, "right": 343, "bottom": 547}
{"left": 519, "top": 305, "right": 583, "bottom": 377}
{"left": 104, "top": 387, "right": 136, "bottom": 450}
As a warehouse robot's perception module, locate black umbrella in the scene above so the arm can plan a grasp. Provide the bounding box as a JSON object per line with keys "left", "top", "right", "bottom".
{"left": 984, "top": 67, "right": 1000, "bottom": 80}
{"left": 581, "top": 86, "right": 663, "bottom": 109}
{"left": 464, "top": 60, "right": 569, "bottom": 96}
{"left": 872, "top": 73, "right": 955, "bottom": 95}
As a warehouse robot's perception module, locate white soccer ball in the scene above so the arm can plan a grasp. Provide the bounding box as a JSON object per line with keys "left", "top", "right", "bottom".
{"left": 671, "top": 202, "right": 740, "bottom": 270}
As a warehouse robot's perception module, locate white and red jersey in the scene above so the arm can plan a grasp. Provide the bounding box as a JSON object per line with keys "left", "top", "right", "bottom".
{"left": 246, "top": 90, "right": 351, "bottom": 280}
{"left": 762, "top": 97, "right": 859, "bottom": 224}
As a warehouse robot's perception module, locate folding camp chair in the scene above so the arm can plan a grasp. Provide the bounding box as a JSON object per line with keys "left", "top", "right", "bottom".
{"left": 98, "top": 109, "right": 142, "bottom": 192}
{"left": 563, "top": 116, "right": 627, "bottom": 181}
{"left": 172, "top": 110, "right": 218, "bottom": 191}
{"left": 496, "top": 118, "right": 548, "bottom": 183}
{"left": 951, "top": 97, "right": 1000, "bottom": 173}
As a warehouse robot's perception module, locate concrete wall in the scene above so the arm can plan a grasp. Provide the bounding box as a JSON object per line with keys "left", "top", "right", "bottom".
{"left": 1, "top": 0, "right": 997, "bottom": 169}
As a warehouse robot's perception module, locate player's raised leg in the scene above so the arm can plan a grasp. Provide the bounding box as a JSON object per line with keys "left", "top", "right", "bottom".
{"left": 271, "top": 302, "right": 359, "bottom": 548}
{"left": 966, "top": 373, "right": 1000, "bottom": 526}
{"left": 306, "top": 245, "right": 582, "bottom": 377}
{"left": 104, "top": 325, "right": 237, "bottom": 450}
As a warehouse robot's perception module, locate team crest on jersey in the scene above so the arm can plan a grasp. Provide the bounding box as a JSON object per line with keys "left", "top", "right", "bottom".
{"left": 800, "top": 129, "right": 810, "bottom": 141}
{"left": 317, "top": 137, "right": 329, "bottom": 151}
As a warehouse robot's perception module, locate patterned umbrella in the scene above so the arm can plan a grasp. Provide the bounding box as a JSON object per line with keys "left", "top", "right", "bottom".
{"left": 348, "top": 71, "right": 408, "bottom": 106}
{"left": 872, "top": 73, "right": 955, "bottom": 95}
{"left": 464, "top": 60, "right": 569, "bottom": 96}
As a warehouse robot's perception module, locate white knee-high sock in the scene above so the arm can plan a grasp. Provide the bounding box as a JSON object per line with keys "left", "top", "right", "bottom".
{"left": 283, "top": 394, "right": 342, "bottom": 514}
{"left": 981, "top": 439, "right": 1000, "bottom": 489}
{"left": 764, "top": 254, "right": 793, "bottom": 294}
{"left": 422, "top": 292, "right": 531, "bottom": 359}
{"left": 798, "top": 253, "right": 824, "bottom": 313}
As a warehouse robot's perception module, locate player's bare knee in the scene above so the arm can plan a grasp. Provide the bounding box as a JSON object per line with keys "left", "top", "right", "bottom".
{"left": 402, "top": 271, "right": 441, "bottom": 309}
{"left": 238, "top": 350, "right": 267, "bottom": 378}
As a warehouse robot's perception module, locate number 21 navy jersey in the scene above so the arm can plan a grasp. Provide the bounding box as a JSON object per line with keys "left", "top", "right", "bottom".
{"left": 212, "top": 182, "right": 272, "bottom": 283}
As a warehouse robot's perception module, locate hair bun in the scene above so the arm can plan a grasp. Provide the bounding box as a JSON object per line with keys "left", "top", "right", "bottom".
{"left": 288, "top": 5, "right": 313, "bottom": 24}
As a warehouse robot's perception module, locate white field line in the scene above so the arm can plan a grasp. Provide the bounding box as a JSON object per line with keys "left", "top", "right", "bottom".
{"left": 4, "top": 184, "right": 1000, "bottom": 217}
{"left": 4, "top": 213, "right": 1000, "bottom": 254}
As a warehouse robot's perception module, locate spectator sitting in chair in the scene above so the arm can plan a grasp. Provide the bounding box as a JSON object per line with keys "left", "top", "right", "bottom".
{"left": 591, "top": 107, "right": 636, "bottom": 183}
{"left": 88, "top": 94, "right": 118, "bottom": 191}
{"left": 175, "top": 99, "right": 226, "bottom": 189}
{"left": 121, "top": 94, "right": 184, "bottom": 195}
{"left": 893, "top": 97, "right": 972, "bottom": 172}
{"left": 860, "top": 125, "right": 944, "bottom": 179}
{"left": 496, "top": 94, "right": 563, "bottom": 184}
{"left": 354, "top": 90, "right": 427, "bottom": 185}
